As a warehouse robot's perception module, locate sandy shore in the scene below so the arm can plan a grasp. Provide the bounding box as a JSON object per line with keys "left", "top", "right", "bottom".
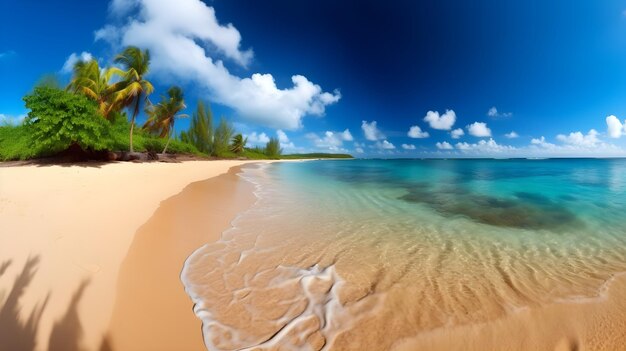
{"left": 0, "top": 160, "right": 261, "bottom": 351}
{"left": 2, "top": 159, "right": 626, "bottom": 351}
{"left": 391, "top": 273, "right": 626, "bottom": 351}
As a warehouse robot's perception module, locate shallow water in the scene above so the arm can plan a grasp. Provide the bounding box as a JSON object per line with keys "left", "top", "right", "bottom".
{"left": 182, "top": 159, "right": 626, "bottom": 350}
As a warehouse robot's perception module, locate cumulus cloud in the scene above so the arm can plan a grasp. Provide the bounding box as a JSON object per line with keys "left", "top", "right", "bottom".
{"left": 376, "top": 140, "right": 395, "bottom": 150}
{"left": 276, "top": 129, "right": 297, "bottom": 150}
{"left": 306, "top": 129, "right": 353, "bottom": 151}
{"left": 505, "top": 131, "right": 519, "bottom": 139}
{"left": 341, "top": 129, "right": 354, "bottom": 141}
{"left": 62, "top": 52, "right": 93, "bottom": 73}
{"left": 436, "top": 141, "right": 453, "bottom": 150}
{"left": 467, "top": 122, "right": 492, "bottom": 137}
{"left": 97, "top": 0, "right": 340, "bottom": 130}
{"left": 407, "top": 125, "right": 429, "bottom": 138}
{"left": 606, "top": 115, "right": 625, "bottom": 138}
{"left": 423, "top": 110, "right": 456, "bottom": 130}
{"left": 450, "top": 128, "right": 465, "bottom": 139}
{"left": 361, "top": 120, "right": 385, "bottom": 141}
{"left": 530, "top": 136, "right": 556, "bottom": 149}
{"left": 355, "top": 147, "right": 364, "bottom": 154}
{"left": 456, "top": 138, "right": 515, "bottom": 153}
{"left": 556, "top": 129, "right": 600, "bottom": 147}
{"left": 487, "top": 106, "right": 512, "bottom": 119}
{"left": 246, "top": 132, "right": 270, "bottom": 145}
{"left": 276, "top": 129, "right": 289, "bottom": 143}
{"left": 401, "top": 143, "right": 416, "bottom": 150}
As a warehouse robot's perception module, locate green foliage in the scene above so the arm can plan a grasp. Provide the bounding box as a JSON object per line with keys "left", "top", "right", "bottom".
{"left": 0, "top": 125, "right": 41, "bottom": 160}
{"left": 34, "top": 74, "right": 62, "bottom": 90}
{"left": 67, "top": 59, "right": 125, "bottom": 119}
{"left": 180, "top": 101, "right": 213, "bottom": 154}
{"left": 213, "top": 117, "right": 235, "bottom": 157}
{"left": 229, "top": 134, "right": 247, "bottom": 154}
{"left": 108, "top": 116, "right": 201, "bottom": 155}
{"left": 22, "top": 87, "right": 112, "bottom": 153}
{"left": 281, "top": 153, "right": 354, "bottom": 159}
{"left": 113, "top": 46, "right": 154, "bottom": 152}
{"left": 242, "top": 148, "right": 270, "bottom": 160}
{"left": 265, "top": 137, "right": 282, "bottom": 158}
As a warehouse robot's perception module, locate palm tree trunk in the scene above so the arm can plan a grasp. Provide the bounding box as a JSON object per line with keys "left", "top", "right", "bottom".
{"left": 129, "top": 94, "right": 142, "bottom": 152}
{"left": 162, "top": 132, "right": 172, "bottom": 154}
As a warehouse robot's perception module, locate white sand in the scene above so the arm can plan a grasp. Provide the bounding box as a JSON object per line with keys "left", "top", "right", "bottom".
{"left": 0, "top": 160, "right": 261, "bottom": 351}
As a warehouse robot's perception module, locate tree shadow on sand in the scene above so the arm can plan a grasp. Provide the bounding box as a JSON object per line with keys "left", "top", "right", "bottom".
{"left": 0, "top": 256, "right": 113, "bottom": 351}
{"left": 0, "top": 257, "right": 49, "bottom": 351}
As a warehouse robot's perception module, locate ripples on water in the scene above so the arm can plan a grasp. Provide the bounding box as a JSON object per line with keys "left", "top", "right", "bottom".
{"left": 182, "top": 159, "right": 626, "bottom": 350}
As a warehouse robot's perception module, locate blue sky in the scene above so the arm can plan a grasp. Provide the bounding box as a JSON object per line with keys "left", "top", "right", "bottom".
{"left": 2, "top": 0, "right": 626, "bottom": 157}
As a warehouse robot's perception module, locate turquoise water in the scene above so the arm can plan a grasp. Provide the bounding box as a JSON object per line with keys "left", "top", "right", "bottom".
{"left": 183, "top": 159, "right": 626, "bottom": 351}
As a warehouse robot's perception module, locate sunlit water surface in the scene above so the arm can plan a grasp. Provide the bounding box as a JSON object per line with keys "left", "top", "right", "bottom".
{"left": 182, "top": 159, "right": 626, "bottom": 350}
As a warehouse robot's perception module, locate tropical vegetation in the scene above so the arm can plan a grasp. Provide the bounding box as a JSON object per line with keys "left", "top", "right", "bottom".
{"left": 0, "top": 45, "right": 352, "bottom": 162}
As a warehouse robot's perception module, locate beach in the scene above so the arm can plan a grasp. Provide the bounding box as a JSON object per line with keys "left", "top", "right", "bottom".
{"left": 2, "top": 159, "right": 626, "bottom": 351}
{"left": 0, "top": 160, "right": 262, "bottom": 351}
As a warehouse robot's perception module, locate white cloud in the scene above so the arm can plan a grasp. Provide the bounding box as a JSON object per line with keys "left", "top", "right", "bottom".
{"left": 606, "top": 115, "right": 625, "bottom": 138}
{"left": 436, "top": 141, "right": 453, "bottom": 150}
{"left": 530, "top": 136, "right": 556, "bottom": 149}
{"left": 62, "top": 52, "right": 93, "bottom": 73}
{"left": 361, "top": 120, "right": 385, "bottom": 141}
{"left": 355, "top": 147, "right": 364, "bottom": 154}
{"left": 467, "top": 122, "right": 492, "bottom": 137}
{"left": 275, "top": 130, "right": 297, "bottom": 150}
{"left": 423, "top": 110, "right": 456, "bottom": 130}
{"left": 97, "top": 0, "right": 340, "bottom": 130}
{"left": 376, "top": 140, "right": 395, "bottom": 150}
{"left": 487, "top": 106, "right": 512, "bottom": 119}
{"left": 505, "top": 131, "right": 519, "bottom": 139}
{"left": 0, "top": 114, "right": 26, "bottom": 125}
{"left": 246, "top": 132, "right": 270, "bottom": 145}
{"left": 341, "top": 129, "right": 354, "bottom": 141}
{"left": 450, "top": 128, "right": 464, "bottom": 139}
{"left": 556, "top": 129, "right": 600, "bottom": 147}
{"left": 276, "top": 129, "right": 289, "bottom": 143}
{"left": 407, "top": 125, "right": 429, "bottom": 138}
{"left": 401, "top": 143, "right": 416, "bottom": 150}
{"left": 306, "top": 129, "right": 353, "bottom": 151}
{"left": 456, "top": 138, "right": 515, "bottom": 153}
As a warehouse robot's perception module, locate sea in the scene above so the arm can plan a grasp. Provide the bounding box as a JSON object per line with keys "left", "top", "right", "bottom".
{"left": 182, "top": 158, "right": 626, "bottom": 350}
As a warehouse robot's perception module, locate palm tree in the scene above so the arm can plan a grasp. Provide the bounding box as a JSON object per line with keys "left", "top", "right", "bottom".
{"left": 67, "top": 59, "right": 125, "bottom": 119}
{"left": 229, "top": 134, "right": 247, "bottom": 154}
{"left": 143, "top": 86, "right": 187, "bottom": 154}
{"left": 113, "top": 46, "right": 154, "bottom": 152}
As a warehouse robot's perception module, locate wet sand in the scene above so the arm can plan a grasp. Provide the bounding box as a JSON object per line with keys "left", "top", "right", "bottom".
{"left": 107, "top": 165, "right": 256, "bottom": 351}
{"left": 0, "top": 160, "right": 261, "bottom": 351}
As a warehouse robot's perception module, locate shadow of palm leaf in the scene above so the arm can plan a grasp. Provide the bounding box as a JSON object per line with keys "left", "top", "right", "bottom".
{"left": 0, "top": 257, "right": 114, "bottom": 351}
{"left": 0, "top": 256, "right": 49, "bottom": 351}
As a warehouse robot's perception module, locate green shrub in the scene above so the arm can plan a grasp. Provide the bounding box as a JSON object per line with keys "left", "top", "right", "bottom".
{"left": 265, "top": 137, "right": 282, "bottom": 158}
{"left": 23, "top": 87, "right": 112, "bottom": 153}
{"left": 181, "top": 101, "right": 213, "bottom": 154}
{"left": 0, "top": 125, "right": 42, "bottom": 160}
{"left": 213, "top": 118, "right": 234, "bottom": 157}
